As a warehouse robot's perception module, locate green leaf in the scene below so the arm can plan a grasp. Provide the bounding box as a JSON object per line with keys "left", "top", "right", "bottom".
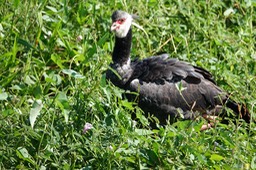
{"left": 16, "top": 147, "right": 30, "bottom": 159}
{"left": 0, "top": 23, "right": 4, "bottom": 38}
{"left": 141, "top": 149, "right": 160, "bottom": 166}
{"left": 97, "top": 33, "right": 109, "bottom": 46}
{"left": 62, "top": 69, "right": 85, "bottom": 79}
{"left": 175, "top": 82, "right": 187, "bottom": 93}
{"left": 121, "top": 100, "right": 134, "bottom": 110}
{"left": 135, "top": 111, "right": 149, "bottom": 126}
{"left": 37, "top": 11, "right": 43, "bottom": 28}
{"left": 63, "top": 109, "right": 69, "bottom": 124}
{"left": 46, "top": 5, "right": 58, "bottom": 13}
{"left": 210, "top": 154, "right": 225, "bottom": 161}
{"left": 29, "top": 99, "right": 43, "bottom": 129}
{"left": 12, "top": 0, "right": 20, "bottom": 9}
{"left": 17, "top": 38, "right": 36, "bottom": 50}
{"left": 56, "top": 91, "right": 70, "bottom": 110}
{"left": 135, "top": 129, "right": 155, "bottom": 135}
{"left": 51, "top": 54, "right": 64, "bottom": 69}
{"left": 0, "top": 92, "right": 8, "bottom": 100}
{"left": 102, "top": 87, "right": 111, "bottom": 103}
{"left": 251, "top": 156, "right": 256, "bottom": 169}
{"left": 24, "top": 75, "right": 35, "bottom": 86}
{"left": 55, "top": 92, "right": 70, "bottom": 123}
{"left": 33, "top": 85, "right": 42, "bottom": 99}
{"left": 16, "top": 147, "right": 35, "bottom": 165}
{"left": 11, "top": 35, "right": 18, "bottom": 63}
{"left": 44, "top": 72, "right": 62, "bottom": 85}
{"left": 193, "top": 121, "right": 204, "bottom": 132}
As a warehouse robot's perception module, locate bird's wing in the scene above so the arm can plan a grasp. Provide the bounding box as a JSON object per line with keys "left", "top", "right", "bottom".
{"left": 127, "top": 54, "right": 226, "bottom": 118}
{"left": 130, "top": 54, "right": 216, "bottom": 85}
{"left": 129, "top": 78, "right": 224, "bottom": 119}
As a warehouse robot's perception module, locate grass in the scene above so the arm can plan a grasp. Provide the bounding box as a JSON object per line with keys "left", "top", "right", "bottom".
{"left": 0, "top": 0, "right": 255, "bottom": 169}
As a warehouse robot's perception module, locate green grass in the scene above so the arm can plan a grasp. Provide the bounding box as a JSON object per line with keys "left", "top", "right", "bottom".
{"left": 0, "top": 0, "right": 255, "bottom": 169}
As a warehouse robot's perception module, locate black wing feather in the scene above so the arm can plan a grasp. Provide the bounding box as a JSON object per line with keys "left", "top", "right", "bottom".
{"left": 129, "top": 54, "right": 214, "bottom": 84}
{"left": 126, "top": 54, "right": 225, "bottom": 121}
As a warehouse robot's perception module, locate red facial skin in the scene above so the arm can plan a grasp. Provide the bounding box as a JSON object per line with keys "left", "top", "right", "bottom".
{"left": 111, "top": 18, "right": 126, "bottom": 31}
{"left": 117, "top": 18, "right": 125, "bottom": 24}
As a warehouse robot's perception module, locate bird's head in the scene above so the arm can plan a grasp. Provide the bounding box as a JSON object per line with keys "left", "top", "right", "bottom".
{"left": 111, "top": 10, "right": 134, "bottom": 38}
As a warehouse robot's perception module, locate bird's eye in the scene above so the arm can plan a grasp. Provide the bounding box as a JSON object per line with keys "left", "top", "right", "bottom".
{"left": 117, "top": 18, "right": 125, "bottom": 24}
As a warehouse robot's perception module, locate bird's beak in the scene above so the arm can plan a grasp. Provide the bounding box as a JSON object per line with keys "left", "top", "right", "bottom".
{"left": 111, "top": 21, "right": 119, "bottom": 32}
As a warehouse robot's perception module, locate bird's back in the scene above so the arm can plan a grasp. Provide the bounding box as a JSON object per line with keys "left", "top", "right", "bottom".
{"left": 124, "top": 54, "right": 227, "bottom": 122}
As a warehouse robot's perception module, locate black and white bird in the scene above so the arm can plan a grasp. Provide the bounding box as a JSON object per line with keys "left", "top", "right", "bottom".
{"left": 106, "top": 10, "right": 251, "bottom": 128}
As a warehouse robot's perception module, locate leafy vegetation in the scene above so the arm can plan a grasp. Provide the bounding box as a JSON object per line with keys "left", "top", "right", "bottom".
{"left": 0, "top": 0, "right": 255, "bottom": 169}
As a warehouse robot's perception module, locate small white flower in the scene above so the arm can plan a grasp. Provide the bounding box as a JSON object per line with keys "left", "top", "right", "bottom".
{"left": 132, "top": 120, "right": 137, "bottom": 128}
{"left": 44, "top": 31, "right": 52, "bottom": 39}
{"left": 47, "top": 31, "right": 52, "bottom": 36}
{"left": 76, "top": 35, "right": 83, "bottom": 42}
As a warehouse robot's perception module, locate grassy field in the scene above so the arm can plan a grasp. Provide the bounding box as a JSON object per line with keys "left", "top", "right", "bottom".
{"left": 0, "top": 0, "right": 255, "bottom": 169}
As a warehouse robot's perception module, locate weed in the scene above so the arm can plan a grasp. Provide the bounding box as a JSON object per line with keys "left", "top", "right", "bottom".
{"left": 0, "top": 0, "right": 255, "bottom": 169}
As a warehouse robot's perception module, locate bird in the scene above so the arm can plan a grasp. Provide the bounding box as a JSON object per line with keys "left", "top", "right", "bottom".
{"left": 106, "top": 10, "right": 251, "bottom": 128}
